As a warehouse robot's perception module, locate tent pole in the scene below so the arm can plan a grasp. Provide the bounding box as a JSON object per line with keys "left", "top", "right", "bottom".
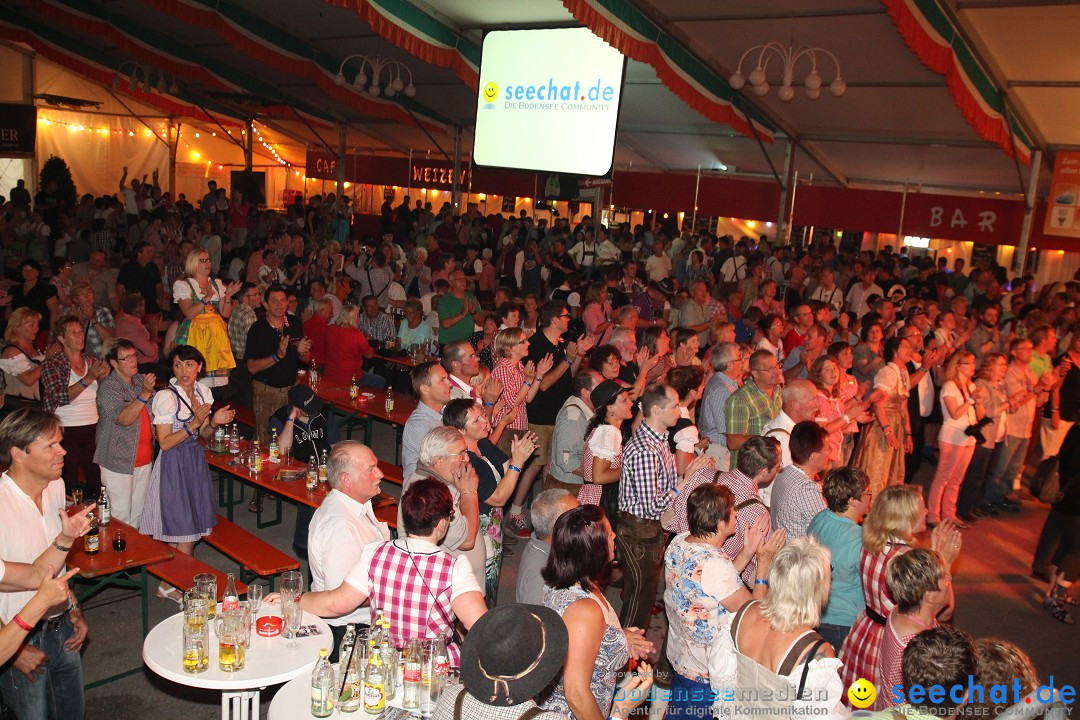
{"left": 1014, "top": 148, "right": 1043, "bottom": 274}
{"left": 691, "top": 165, "right": 700, "bottom": 233}
{"left": 776, "top": 139, "right": 795, "bottom": 245}
{"left": 898, "top": 181, "right": 909, "bottom": 240}
{"left": 245, "top": 118, "right": 254, "bottom": 172}
{"left": 336, "top": 123, "right": 346, "bottom": 196}
{"left": 452, "top": 124, "right": 462, "bottom": 212}
{"left": 168, "top": 120, "right": 179, "bottom": 195}
{"left": 23, "top": 50, "right": 36, "bottom": 192}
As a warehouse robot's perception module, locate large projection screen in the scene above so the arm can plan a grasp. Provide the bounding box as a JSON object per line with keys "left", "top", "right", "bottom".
{"left": 473, "top": 28, "right": 626, "bottom": 177}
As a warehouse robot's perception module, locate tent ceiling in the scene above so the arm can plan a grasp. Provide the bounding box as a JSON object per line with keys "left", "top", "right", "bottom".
{"left": 1, "top": 0, "right": 1074, "bottom": 198}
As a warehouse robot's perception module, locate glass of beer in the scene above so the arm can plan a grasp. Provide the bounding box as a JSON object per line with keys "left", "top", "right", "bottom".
{"left": 193, "top": 574, "right": 217, "bottom": 619}
{"left": 216, "top": 610, "right": 247, "bottom": 672}
{"left": 182, "top": 590, "right": 209, "bottom": 673}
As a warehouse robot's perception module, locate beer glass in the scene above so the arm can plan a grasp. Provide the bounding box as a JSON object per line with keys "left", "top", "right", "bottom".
{"left": 281, "top": 597, "right": 302, "bottom": 648}
{"left": 182, "top": 589, "right": 209, "bottom": 673}
{"left": 193, "top": 573, "right": 217, "bottom": 619}
{"left": 216, "top": 609, "right": 247, "bottom": 672}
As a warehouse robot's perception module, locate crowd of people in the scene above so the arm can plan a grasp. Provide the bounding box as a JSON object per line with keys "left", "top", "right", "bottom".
{"left": 0, "top": 175, "right": 1076, "bottom": 720}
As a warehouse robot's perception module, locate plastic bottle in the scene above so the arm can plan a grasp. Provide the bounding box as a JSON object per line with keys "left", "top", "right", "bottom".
{"left": 311, "top": 648, "right": 335, "bottom": 718}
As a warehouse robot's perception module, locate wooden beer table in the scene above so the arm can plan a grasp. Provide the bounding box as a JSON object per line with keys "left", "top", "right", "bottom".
{"left": 144, "top": 607, "right": 331, "bottom": 720}
{"left": 314, "top": 382, "right": 417, "bottom": 462}
{"left": 205, "top": 442, "right": 398, "bottom": 532}
{"left": 68, "top": 518, "right": 175, "bottom": 688}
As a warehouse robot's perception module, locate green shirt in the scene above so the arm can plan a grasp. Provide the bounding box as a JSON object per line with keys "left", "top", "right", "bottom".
{"left": 1030, "top": 351, "right": 1053, "bottom": 380}
{"left": 437, "top": 292, "right": 476, "bottom": 344}
{"left": 807, "top": 510, "right": 863, "bottom": 627}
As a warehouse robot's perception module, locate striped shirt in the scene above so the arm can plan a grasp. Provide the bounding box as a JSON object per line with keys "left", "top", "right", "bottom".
{"left": 227, "top": 303, "right": 257, "bottom": 359}
{"left": 94, "top": 371, "right": 154, "bottom": 474}
{"left": 618, "top": 421, "right": 678, "bottom": 520}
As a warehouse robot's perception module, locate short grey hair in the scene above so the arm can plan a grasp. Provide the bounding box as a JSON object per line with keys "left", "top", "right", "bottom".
{"left": 418, "top": 426, "right": 464, "bottom": 467}
{"left": 710, "top": 342, "right": 739, "bottom": 372}
{"left": 609, "top": 327, "right": 634, "bottom": 350}
{"left": 530, "top": 489, "right": 577, "bottom": 541}
{"left": 326, "top": 440, "right": 369, "bottom": 490}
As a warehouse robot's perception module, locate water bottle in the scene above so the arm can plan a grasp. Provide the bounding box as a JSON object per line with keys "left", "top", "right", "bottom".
{"left": 340, "top": 637, "right": 364, "bottom": 713}
{"left": 363, "top": 651, "right": 385, "bottom": 714}
{"left": 228, "top": 423, "right": 239, "bottom": 454}
{"left": 318, "top": 449, "right": 328, "bottom": 485}
{"left": 379, "top": 637, "right": 397, "bottom": 701}
{"left": 269, "top": 428, "right": 280, "bottom": 462}
{"left": 311, "top": 648, "right": 335, "bottom": 718}
{"left": 385, "top": 387, "right": 394, "bottom": 414}
{"left": 338, "top": 624, "right": 356, "bottom": 669}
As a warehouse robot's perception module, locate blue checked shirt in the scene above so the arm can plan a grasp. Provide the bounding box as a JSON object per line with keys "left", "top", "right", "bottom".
{"left": 618, "top": 421, "right": 678, "bottom": 520}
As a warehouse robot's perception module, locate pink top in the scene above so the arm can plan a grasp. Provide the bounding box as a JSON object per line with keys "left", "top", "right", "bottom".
{"left": 877, "top": 614, "right": 937, "bottom": 709}
{"left": 814, "top": 391, "right": 844, "bottom": 463}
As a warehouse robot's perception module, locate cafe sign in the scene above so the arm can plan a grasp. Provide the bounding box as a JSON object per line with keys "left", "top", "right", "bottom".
{"left": 1044, "top": 151, "right": 1080, "bottom": 239}
{"left": 305, "top": 150, "right": 468, "bottom": 189}
{"left": 0, "top": 104, "right": 36, "bottom": 157}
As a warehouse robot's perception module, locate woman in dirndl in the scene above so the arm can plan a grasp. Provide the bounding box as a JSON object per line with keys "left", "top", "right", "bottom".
{"left": 578, "top": 381, "right": 632, "bottom": 531}
{"left": 140, "top": 345, "right": 235, "bottom": 603}
{"left": 173, "top": 249, "right": 241, "bottom": 402}
{"left": 852, "top": 336, "right": 913, "bottom": 497}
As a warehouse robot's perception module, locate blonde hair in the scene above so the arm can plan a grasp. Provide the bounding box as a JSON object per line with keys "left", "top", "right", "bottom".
{"left": 862, "top": 485, "right": 923, "bottom": 555}
{"left": 184, "top": 249, "right": 210, "bottom": 278}
{"left": 760, "top": 537, "right": 831, "bottom": 632}
{"left": 943, "top": 350, "right": 974, "bottom": 387}
{"left": 494, "top": 327, "right": 525, "bottom": 359}
{"left": 335, "top": 303, "right": 360, "bottom": 328}
{"left": 885, "top": 548, "right": 945, "bottom": 613}
{"left": 976, "top": 352, "right": 1007, "bottom": 381}
{"left": 4, "top": 308, "right": 41, "bottom": 344}
{"left": 973, "top": 639, "right": 1039, "bottom": 717}
{"left": 69, "top": 280, "right": 93, "bottom": 300}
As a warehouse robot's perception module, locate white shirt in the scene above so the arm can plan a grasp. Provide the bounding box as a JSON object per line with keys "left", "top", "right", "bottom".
{"left": 761, "top": 411, "right": 796, "bottom": 506}
{"left": 308, "top": 489, "right": 392, "bottom": 626}
{"left": 0, "top": 473, "right": 67, "bottom": 622}
{"left": 344, "top": 537, "right": 481, "bottom": 602}
{"left": 55, "top": 367, "right": 98, "bottom": 427}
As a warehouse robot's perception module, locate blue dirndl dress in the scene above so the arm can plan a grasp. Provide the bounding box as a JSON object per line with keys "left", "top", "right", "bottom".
{"left": 139, "top": 383, "right": 218, "bottom": 543}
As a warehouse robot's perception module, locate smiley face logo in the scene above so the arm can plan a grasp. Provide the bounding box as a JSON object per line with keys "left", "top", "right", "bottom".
{"left": 482, "top": 82, "right": 499, "bottom": 103}
{"left": 847, "top": 678, "right": 877, "bottom": 709}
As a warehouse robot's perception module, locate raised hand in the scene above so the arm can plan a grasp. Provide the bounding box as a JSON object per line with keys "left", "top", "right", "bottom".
{"left": 634, "top": 345, "right": 651, "bottom": 368}
{"left": 536, "top": 353, "right": 555, "bottom": 377}
{"left": 92, "top": 359, "right": 111, "bottom": 381}
{"left": 192, "top": 401, "right": 213, "bottom": 426}
{"left": 212, "top": 404, "right": 236, "bottom": 428}
{"left": 297, "top": 338, "right": 312, "bottom": 356}
{"left": 510, "top": 432, "right": 538, "bottom": 467}
{"left": 141, "top": 373, "right": 157, "bottom": 394}
{"left": 743, "top": 514, "right": 772, "bottom": 556}
{"left": 757, "top": 527, "right": 786, "bottom": 566}
{"left": 522, "top": 360, "right": 538, "bottom": 381}
{"left": 480, "top": 376, "right": 503, "bottom": 404}
{"left": 577, "top": 334, "right": 597, "bottom": 354}
{"left": 931, "top": 519, "right": 963, "bottom": 566}
{"left": 682, "top": 453, "right": 714, "bottom": 479}
{"left": 37, "top": 566, "right": 79, "bottom": 611}
{"left": 452, "top": 462, "right": 479, "bottom": 498}
{"left": 59, "top": 504, "right": 95, "bottom": 539}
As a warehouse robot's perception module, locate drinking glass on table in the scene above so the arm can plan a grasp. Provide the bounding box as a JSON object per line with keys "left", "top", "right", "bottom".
{"left": 246, "top": 583, "right": 264, "bottom": 635}
{"left": 281, "top": 596, "right": 302, "bottom": 646}
{"left": 70, "top": 489, "right": 82, "bottom": 508}
{"left": 193, "top": 573, "right": 218, "bottom": 619}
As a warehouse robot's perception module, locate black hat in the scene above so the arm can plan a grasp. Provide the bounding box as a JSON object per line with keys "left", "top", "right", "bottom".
{"left": 460, "top": 604, "right": 569, "bottom": 706}
{"left": 590, "top": 379, "right": 626, "bottom": 410}
{"left": 288, "top": 385, "right": 325, "bottom": 415}
{"left": 657, "top": 278, "right": 676, "bottom": 298}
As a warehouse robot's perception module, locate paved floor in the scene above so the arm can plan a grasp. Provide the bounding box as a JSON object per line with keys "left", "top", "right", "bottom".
{"left": 77, "top": 424, "right": 1078, "bottom": 719}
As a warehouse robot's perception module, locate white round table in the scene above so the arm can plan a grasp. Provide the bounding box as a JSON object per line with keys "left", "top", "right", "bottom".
{"left": 143, "top": 608, "right": 332, "bottom": 720}
{"left": 269, "top": 671, "right": 419, "bottom": 720}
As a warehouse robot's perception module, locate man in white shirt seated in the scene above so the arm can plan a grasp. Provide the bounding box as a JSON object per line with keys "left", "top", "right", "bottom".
{"left": 0, "top": 407, "right": 91, "bottom": 720}
{"left": 307, "top": 440, "right": 391, "bottom": 659}
{"left": 761, "top": 379, "right": 818, "bottom": 505}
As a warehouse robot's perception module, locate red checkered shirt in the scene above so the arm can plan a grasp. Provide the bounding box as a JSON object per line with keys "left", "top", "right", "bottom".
{"left": 719, "top": 469, "right": 771, "bottom": 587}
{"left": 362, "top": 539, "right": 461, "bottom": 663}
{"left": 839, "top": 541, "right": 910, "bottom": 693}
{"left": 490, "top": 358, "right": 528, "bottom": 430}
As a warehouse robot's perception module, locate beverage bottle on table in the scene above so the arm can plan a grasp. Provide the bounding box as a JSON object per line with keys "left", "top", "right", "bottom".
{"left": 222, "top": 573, "right": 239, "bottom": 612}
{"left": 368, "top": 608, "right": 384, "bottom": 654}
{"left": 254, "top": 440, "right": 263, "bottom": 473}
{"left": 229, "top": 423, "right": 240, "bottom": 454}
{"left": 269, "top": 428, "right": 279, "bottom": 462}
{"left": 307, "top": 457, "right": 318, "bottom": 491}
{"left": 97, "top": 486, "right": 111, "bottom": 525}
{"left": 403, "top": 638, "right": 422, "bottom": 709}
{"left": 214, "top": 423, "right": 226, "bottom": 451}
{"left": 432, "top": 636, "right": 449, "bottom": 686}
{"left": 363, "top": 649, "right": 385, "bottom": 714}
{"left": 339, "top": 623, "right": 356, "bottom": 665}
{"left": 385, "top": 387, "right": 394, "bottom": 414}
{"left": 84, "top": 511, "right": 100, "bottom": 555}
{"left": 340, "top": 635, "right": 364, "bottom": 713}
{"left": 350, "top": 375, "right": 358, "bottom": 400}
{"left": 380, "top": 636, "right": 397, "bottom": 700}
{"left": 318, "top": 449, "right": 328, "bottom": 484}
{"left": 311, "top": 648, "right": 335, "bottom": 718}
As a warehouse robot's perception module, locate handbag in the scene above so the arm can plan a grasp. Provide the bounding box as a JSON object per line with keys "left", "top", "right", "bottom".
{"left": 1030, "top": 456, "right": 1061, "bottom": 504}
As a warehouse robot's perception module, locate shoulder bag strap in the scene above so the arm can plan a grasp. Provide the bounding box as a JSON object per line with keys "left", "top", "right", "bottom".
{"left": 729, "top": 600, "right": 755, "bottom": 650}
{"left": 795, "top": 639, "right": 827, "bottom": 700}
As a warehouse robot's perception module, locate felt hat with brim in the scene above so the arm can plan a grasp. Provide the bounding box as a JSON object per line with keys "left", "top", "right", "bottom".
{"left": 460, "top": 603, "right": 568, "bottom": 706}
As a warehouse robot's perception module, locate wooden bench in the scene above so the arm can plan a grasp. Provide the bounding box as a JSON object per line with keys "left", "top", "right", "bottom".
{"left": 378, "top": 460, "right": 404, "bottom": 487}
{"left": 148, "top": 553, "right": 248, "bottom": 599}
{"left": 204, "top": 515, "right": 301, "bottom": 583}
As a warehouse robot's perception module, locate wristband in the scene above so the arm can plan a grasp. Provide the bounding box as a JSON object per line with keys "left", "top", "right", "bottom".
{"left": 284, "top": 417, "right": 295, "bottom": 424}
{"left": 482, "top": 402, "right": 495, "bottom": 407}
{"left": 459, "top": 490, "right": 477, "bottom": 497}
{"left": 271, "top": 353, "right": 280, "bottom": 362}
{"left": 11, "top": 615, "right": 33, "bottom": 632}
{"left": 137, "top": 395, "right": 150, "bottom": 406}
{"left": 186, "top": 426, "right": 199, "bottom": 439}
{"left": 508, "top": 464, "right": 522, "bottom": 473}
{"left": 755, "top": 579, "right": 769, "bottom": 586}
{"left": 565, "top": 358, "right": 573, "bottom": 367}
{"left": 522, "top": 381, "right": 533, "bottom": 387}
{"left": 78, "top": 379, "right": 90, "bottom": 389}
{"left": 53, "top": 540, "right": 71, "bottom": 552}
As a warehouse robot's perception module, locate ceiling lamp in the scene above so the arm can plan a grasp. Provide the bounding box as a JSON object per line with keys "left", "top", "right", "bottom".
{"left": 334, "top": 55, "right": 416, "bottom": 98}
{"left": 113, "top": 62, "right": 180, "bottom": 95}
{"left": 729, "top": 42, "right": 845, "bottom": 101}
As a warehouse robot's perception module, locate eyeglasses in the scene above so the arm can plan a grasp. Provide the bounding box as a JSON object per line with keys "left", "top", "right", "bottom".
{"left": 116, "top": 354, "right": 138, "bottom": 362}
{"left": 440, "top": 452, "right": 469, "bottom": 460}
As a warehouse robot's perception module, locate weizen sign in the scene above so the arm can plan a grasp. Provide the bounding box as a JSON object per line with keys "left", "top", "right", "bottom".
{"left": 0, "top": 104, "right": 36, "bottom": 157}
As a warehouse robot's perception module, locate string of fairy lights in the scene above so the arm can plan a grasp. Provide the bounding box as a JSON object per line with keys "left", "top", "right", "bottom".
{"left": 36, "top": 114, "right": 294, "bottom": 170}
